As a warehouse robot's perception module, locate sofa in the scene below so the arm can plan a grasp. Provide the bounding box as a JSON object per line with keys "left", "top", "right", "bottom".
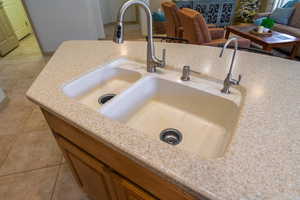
{"left": 256, "top": 2, "right": 300, "bottom": 57}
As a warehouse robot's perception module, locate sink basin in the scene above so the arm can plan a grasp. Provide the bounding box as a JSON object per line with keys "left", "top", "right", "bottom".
{"left": 63, "top": 60, "right": 142, "bottom": 110}
{"left": 101, "top": 76, "right": 241, "bottom": 159}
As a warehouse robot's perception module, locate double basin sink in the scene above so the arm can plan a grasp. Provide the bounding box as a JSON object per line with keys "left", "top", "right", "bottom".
{"left": 63, "top": 58, "right": 242, "bottom": 159}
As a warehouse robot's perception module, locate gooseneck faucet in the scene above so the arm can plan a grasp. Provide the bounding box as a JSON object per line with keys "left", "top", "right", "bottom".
{"left": 219, "top": 37, "right": 242, "bottom": 94}
{"left": 113, "top": 0, "right": 166, "bottom": 73}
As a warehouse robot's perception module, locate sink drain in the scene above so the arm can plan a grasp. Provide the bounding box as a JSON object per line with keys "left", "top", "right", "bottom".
{"left": 98, "top": 94, "right": 116, "bottom": 105}
{"left": 160, "top": 128, "right": 182, "bottom": 145}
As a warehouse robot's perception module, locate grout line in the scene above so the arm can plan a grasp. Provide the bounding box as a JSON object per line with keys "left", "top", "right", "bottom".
{"left": 0, "top": 163, "right": 62, "bottom": 178}
{"left": 0, "top": 106, "right": 34, "bottom": 169}
{"left": 50, "top": 164, "right": 62, "bottom": 200}
{"left": 0, "top": 133, "right": 22, "bottom": 170}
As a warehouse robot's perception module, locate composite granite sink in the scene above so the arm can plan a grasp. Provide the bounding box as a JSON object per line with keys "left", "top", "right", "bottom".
{"left": 101, "top": 76, "right": 241, "bottom": 159}
{"left": 63, "top": 58, "right": 242, "bottom": 159}
{"left": 62, "top": 59, "right": 142, "bottom": 110}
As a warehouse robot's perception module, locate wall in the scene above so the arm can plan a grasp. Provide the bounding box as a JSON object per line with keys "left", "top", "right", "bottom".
{"left": 99, "top": 0, "right": 137, "bottom": 25}
{"left": 99, "top": 0, "right": 112, "bottom": 24}
{"left": 23, "top": 0, "right": 106, "bottom": 53}
{"left": 150, "top": 0, "right": 168, "bottom": 11}
{"left": 99, "top": 0, "right": 164, "bottom": 25}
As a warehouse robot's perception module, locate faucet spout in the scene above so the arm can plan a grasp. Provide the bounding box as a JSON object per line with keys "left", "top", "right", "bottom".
{"left": 219, "top": 37, "right": 241, "bottom": 94}
{"left": 113, "top": 22, "right": 124, "bottom": 44}
{"left": 113, "top": 0, "right": 166, "bottom": 73}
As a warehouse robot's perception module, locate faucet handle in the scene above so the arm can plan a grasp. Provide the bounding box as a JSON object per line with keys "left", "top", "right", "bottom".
{"left": 162, "top": 48, "right": 166, "bottom": 63}
{"left": 157, "top": 49, "right": 166, "bottom": 68}
{"left": 231, "top": 74, "right": 242, "bottom": 85}
{"left": 181, "top": 65, "right": 191, "bottom": 81}
{"left": 237, "top": 74, "right": 242, "bottom": 85}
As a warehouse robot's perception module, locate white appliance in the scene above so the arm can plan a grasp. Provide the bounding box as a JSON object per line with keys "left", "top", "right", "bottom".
{"left": 0, "top": 88, "right": 7, "bottom": 105}
{"left": 23, "top": 0, "right": 106, "bottom": 53}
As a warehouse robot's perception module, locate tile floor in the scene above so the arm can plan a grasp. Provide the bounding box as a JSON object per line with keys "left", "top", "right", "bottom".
{"left": 0, "top": 24, "right": 146, "bottom": 199}
{"left": 0, "top": 35, "right": 89, "bottom": 200}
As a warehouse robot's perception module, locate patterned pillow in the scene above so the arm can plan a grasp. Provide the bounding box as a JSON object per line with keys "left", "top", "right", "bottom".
{"left": 270, "top": 7, "right": 295, "bottom": 25}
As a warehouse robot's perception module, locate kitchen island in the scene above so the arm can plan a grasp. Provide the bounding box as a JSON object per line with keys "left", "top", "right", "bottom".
{"left": 27, "top": 41, "right": 300, "bottom": 200}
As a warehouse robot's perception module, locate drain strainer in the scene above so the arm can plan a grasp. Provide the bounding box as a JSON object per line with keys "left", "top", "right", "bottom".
{"left": 160, "top": 128, "right": 182, "bottom": 145}
{"left": 98, "top": 94, "right": 116, "bottom": 105}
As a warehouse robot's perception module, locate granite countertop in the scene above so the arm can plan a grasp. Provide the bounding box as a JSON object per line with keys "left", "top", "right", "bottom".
{"left": 26, "top": 41, "right": 300, "bottom": 200}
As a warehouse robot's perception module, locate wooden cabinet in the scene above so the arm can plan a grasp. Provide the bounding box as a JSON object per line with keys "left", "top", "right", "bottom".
{"left": 0, "top": 3, "right": 19, "bottom": 56}
{"left": 56, "top": 136, "right": 117, "bottom": 200}
{"left": 111, "top": 173, "right": 157, "bottom": 200}
{"left": 68, "top": 154, "right": 112, "bottom": 200}
{"left": 42, "top": 109, "right": 201, "bottom": 200}
{"left": 56, "top": 135, "right": 157, "bottom": 200}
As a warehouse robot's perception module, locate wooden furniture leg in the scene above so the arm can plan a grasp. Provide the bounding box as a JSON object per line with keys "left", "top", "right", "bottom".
{"left": 291, "top": 43, "right": 299, "bottom": 59}
{"left": 263, "top": 45, "right": 272, "bottom": 52}
{"left": 225, "top": 29, "right": 230, "bottom": 39}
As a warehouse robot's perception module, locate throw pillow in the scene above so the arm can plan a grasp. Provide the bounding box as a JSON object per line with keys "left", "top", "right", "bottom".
{"left": 270, "top": 7, "right": 295, "bottom": 25}
{"left": 254, "top": 17, "right": 267, "bottom": 26}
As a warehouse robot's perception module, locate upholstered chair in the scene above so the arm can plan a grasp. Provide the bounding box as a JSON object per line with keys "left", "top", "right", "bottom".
{"left": 162, "top": 2, "right": 183, "bottom": 38}
{"left": 177, "top": 8, "right": 250, "bottom": 48}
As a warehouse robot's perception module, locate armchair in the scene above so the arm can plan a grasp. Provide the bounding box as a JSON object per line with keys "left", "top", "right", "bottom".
{"left": 177, "top": 8, "right": 250, "bottom": 48}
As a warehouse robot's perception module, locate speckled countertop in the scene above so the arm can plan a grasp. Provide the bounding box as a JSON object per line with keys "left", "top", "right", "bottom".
{"left": 27, "top": 41, "right": 300, "bottom": 200}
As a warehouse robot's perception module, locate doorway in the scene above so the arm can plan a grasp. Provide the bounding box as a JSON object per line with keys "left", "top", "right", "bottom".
{"left": 0, "top": 0, "right": 41, "bottom": 58}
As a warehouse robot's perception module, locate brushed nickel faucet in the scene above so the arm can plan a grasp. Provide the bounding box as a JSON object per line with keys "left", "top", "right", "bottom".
{"left": 113, "top": 0, "right": 166, "bottom": 73}
{"left": 219, "top": 38, "right": 242, "bottom": 94}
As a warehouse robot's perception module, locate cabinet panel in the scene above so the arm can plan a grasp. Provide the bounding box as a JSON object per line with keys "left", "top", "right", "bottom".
{"left": 56, "top": 136, "right": 117, "bottom": 200}
{"left": 111, "top": 173, "right": 157, "bottom": 200}
{"left": 68, "top": 154, "right": 111, "bottom": 200}
{"left": 43, "top": 109, "right": 201, "bottom": 200}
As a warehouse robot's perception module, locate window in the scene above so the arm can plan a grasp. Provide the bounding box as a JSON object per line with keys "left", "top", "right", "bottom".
{"left": 273, "top": 0, "right": 292, "bottom": 9}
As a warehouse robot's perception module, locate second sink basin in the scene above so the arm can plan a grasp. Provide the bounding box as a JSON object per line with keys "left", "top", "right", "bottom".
{"left": 63, "top": 59, "right": 142, "bottom": 110}
{"left": 101, "top": 76, "right": 241, "bottom": 159}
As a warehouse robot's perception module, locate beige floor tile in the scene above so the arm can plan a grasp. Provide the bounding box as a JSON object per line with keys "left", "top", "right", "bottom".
{"left": 52, "top": 164, "right": 89, "bottom": 200}
{"left": 0, "top": 130, "right": 62, "bottom": 175}
{"left": 0, "top": 64, "right": 23, "bottom": 80}
{"left": 24, "top": 107, "right": 49, "bottom": 132}
{"left": 0, "top": 77, "right": 17, "bottom": 94}
{"left": 13, "top": 77, "right": 36, "bottom": 92}
{"left": 7, "top": 90, "right": 35, "bottom": 109}
{"left": 0, "top": 166, "right": 59, "bottom": 200}
{"left": 15, "top": 60, "right": 46, "bottom": 79}
{"left": 0, "top": 60, "right": 45, "bottom": 80}
{"left": 0, "top": 103, "right": 33, "bottom": 136}
{"left": 0, "top": 135, "right": 16, "bottom": 167}
{"left": 0, "top": 34, "right": 42, "bottom": 62}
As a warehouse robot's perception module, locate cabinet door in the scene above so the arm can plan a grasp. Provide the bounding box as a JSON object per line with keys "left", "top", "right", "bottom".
{"left": 2, "top": 0, "right": 31, "bottom": 40}
{"left": 0, "top": 4, "right": 18, "bottom": 56}
{"left": 56, "top": 136, "right": 117, "bottom": 200}
{"left": 111, "top": 172, "right": 158, "bottom": 200}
